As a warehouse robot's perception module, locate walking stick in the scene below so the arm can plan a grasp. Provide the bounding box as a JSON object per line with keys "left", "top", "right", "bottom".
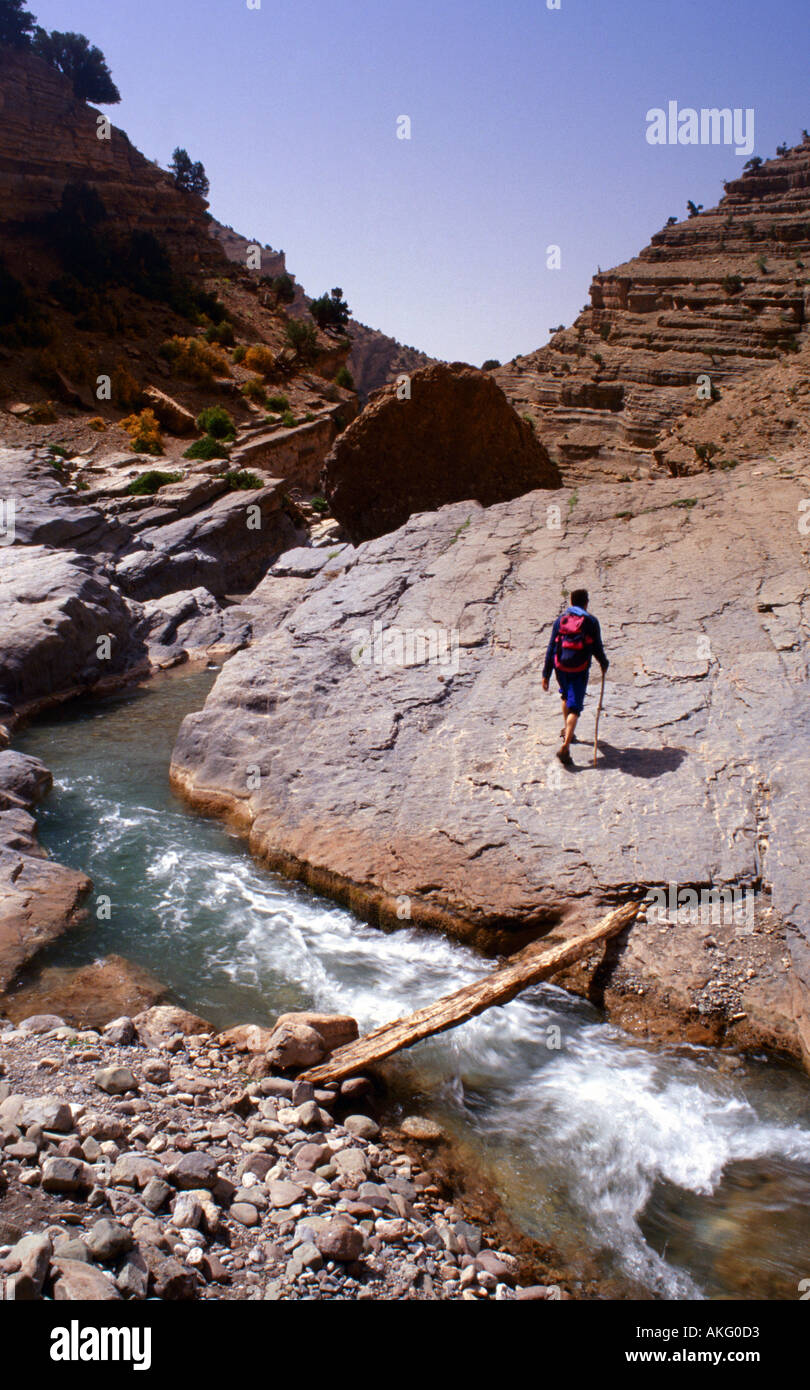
{"left": 593, "top": 667, "right": 605, "bottom": 767}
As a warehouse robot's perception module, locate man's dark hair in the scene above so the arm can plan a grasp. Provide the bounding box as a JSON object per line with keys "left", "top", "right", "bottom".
{"left": 570, "top": 588, "right": 589, "bottom": 609}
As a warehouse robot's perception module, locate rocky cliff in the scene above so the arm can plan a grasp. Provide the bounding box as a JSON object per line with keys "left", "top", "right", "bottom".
{"left": 496, "top": 138, "right": 810, "bottom": 482}
{"left": 0, "top": 47, "right": 215, "bottom": 262}
{"left": 346, "top": 320, "right": 436, "bottom": 404}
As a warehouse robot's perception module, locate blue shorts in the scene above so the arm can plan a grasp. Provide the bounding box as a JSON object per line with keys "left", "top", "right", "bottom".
{"left": 556, "top": 669, "right": 589, "bottom": 715}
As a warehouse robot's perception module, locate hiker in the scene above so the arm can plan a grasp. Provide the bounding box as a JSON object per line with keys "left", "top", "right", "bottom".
{"left": 542, "top": 587, "right": 609, "bottom": 764}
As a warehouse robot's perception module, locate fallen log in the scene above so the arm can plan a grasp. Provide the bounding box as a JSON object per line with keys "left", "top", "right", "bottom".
{"left": 300, "top": 901, "right": 638, "bottom": 1084}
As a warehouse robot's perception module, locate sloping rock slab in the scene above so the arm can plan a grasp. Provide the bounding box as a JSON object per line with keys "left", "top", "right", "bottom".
{"left": 115, "top": 485, "right": 303, "bottom": 600}
{"left": 0, "top": 545, "right": 149, "bottom": 715}
{"left": 322, "top": 361, "right": 561, "bottom": 543}
{"left": 0, "top": 448, "right": 131, "bottom": 554}
{"left": 3, "top": 954, "right": 167, "bottom": 1029}
{"left": 171, "top": 453, "right": 810, "bottom": 1064}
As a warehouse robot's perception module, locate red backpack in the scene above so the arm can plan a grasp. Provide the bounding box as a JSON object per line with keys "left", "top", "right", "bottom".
{"left": 555, "top": 610, "right": 592, "bottom": 673}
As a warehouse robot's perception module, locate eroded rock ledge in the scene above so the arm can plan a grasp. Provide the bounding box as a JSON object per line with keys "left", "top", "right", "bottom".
{"left": 170, "top": 453, "right": 810, "bottom": 1067}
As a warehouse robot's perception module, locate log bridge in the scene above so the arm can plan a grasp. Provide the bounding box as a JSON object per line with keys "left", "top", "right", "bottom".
{"left": 300, "top": 902, "right": 638, "bottom": 1085}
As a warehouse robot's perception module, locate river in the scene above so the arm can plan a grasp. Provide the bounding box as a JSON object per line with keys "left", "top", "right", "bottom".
{"left": 15, "top": 667, "right": 810, "bottom": 1300}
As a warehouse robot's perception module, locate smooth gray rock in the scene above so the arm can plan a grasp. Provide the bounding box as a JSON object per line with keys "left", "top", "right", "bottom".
{"left": 0, "top": 544, "right": 148, "bottom": 713}
{"left": 141, "top": 587, "right": 253, "bottom": 665}
{"left": 116, "top": 485, "right": 303, "bottom": 600}
{"left": 171, "top": 456, "right": 810, "bottom": 1063}
{"left": 0, "top": 448, "right": 131, "bottom": 554}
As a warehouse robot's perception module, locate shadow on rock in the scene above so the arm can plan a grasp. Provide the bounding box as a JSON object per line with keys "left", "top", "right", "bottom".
{"left": 595, "top": 741, "right": 687, "bottom": 778}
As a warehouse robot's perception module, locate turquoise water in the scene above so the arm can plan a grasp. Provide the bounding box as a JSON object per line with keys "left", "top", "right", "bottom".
{"left": 15, "top": 669, "right": 810, "bottom": 1300}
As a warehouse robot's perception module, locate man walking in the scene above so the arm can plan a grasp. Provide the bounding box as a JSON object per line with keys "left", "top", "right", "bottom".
{"left": 542, "top": 588, "right": 609, "bottom": 764}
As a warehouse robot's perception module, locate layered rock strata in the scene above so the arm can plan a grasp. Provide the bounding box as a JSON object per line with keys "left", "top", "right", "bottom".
{"left": 495, "top": 139, "right": 810, "bottom": 481}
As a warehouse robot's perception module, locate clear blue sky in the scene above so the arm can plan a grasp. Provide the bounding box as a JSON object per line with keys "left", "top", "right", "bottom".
{"left": 31, "top": 0, "right": 810, "bottom": 363}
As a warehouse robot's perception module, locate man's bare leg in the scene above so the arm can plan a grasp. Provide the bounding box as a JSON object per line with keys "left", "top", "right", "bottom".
{"left": 560, "top": 699, "right": 578, "bottom": 743}
{"left": 558, "top": 708, "right": 579, "bottom": 759}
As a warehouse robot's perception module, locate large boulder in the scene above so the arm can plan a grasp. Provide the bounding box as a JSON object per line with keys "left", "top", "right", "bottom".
{"left": 171, "top": 453, "right": 810, "bottom": 1067}
{"left": 0, "top": 545, "right": 149, "bottom": 715}
{"left": 0, "top": 751, "right": 52, "bottom": 810}
{"left": 141, "top": 587, "right": 253, "bottom": 667}
{"left": 321, "top": 361, "right": 561, "bottom": 543}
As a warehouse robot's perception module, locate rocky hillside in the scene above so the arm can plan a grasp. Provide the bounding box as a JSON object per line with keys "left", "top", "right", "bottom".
{"left": 212, "top": 222, "right": 436, "bottom": 401}
{"left": 0, "top": 48, "right": 357, "bottom": 488}
{"left": 496, "top": 138, "right": 810, "bottom": 482}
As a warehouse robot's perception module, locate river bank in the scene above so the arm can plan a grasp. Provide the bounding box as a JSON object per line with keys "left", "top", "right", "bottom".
{"left": 1, "top": 1007, "right": 563, "bottom": 1301}
{"left": 3, "top": 668, "right": 810, "bottom": 1298}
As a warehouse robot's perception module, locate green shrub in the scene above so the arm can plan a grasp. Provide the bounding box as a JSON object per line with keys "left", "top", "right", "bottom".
{"left": 32, "top": 29, "right": 121, "bottom": 104}
{"left": 335, "top": 365, "right": 354, "bottom": 389}
{"left": 285, "top": 318, "right": 318, "bottom": 361}
{"left": 223, "top": 469, "right": 263, "bottom": 490}
{"left": 171, "top": 148, "right": 209, "bottom": 198}
{"left": 267, "top": 393, "right": 289, "bottom": 412}
{"left": 232, "top": 345, "right": 246, "bottom": 364}
{"left": 183, "top": 435, "right": 230, "bottom": 460}
{"left": 481, "top": 358, "right": 501, "bottom": 370}
{"left": 281, "top": 410, "right": 296, "bottom": 427}
{"left": 125, "top": 469, "right": 181, "bottom": 495}
{"left": 205, "top": 320, "right": 235, "bottom": 347}
{"left": 196, "top": 405, "right": 235, "bottom": 440}
{"left": 309, "top": 495, "right": 329, "bottom": 513}
{"left": 259, "top": 273, "right": 295, "bottom": 304}
{"left": 240, "top": 377, "right": 267, "bottom": 406}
